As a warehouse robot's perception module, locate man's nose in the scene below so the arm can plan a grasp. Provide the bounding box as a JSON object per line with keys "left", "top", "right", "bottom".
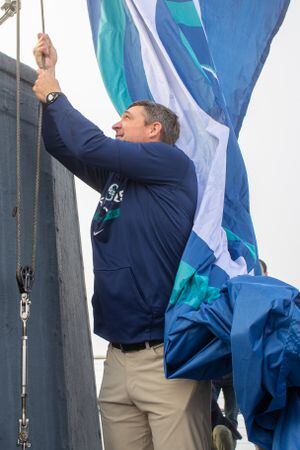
{"left": 112, "top": 120, "right": 122, "bottom": 131}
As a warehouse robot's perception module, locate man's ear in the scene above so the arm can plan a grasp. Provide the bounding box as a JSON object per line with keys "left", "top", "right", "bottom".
{"left": 149, "top": 121, "right": 162, "bottom": 140}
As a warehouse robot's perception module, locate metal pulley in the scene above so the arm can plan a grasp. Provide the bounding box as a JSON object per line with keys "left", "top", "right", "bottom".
{"left": 16, "top": 266, "right": 35, "bottom": 294}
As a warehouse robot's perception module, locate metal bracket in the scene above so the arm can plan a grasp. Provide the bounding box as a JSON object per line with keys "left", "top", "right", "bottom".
{"left": 20, "top": 292, "right": 31, "bottom": 321}
{"left": 0, "top": 1, "right": 20, "bottom": 26}
{"left": 17, "top": 418, "right": 31, "bottom": 449}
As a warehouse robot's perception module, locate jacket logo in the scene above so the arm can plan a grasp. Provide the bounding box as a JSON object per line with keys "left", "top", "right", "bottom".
{"left": 99, "top": 183, "right": 124, "bottom": 205}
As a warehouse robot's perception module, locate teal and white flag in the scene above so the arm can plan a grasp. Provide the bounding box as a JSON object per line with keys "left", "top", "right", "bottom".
{"left": 86, "top": 0, "right": 290, "bottom": 370}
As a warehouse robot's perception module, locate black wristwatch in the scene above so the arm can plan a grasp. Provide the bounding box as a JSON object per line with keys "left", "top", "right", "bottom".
{"left": 46, "top": 92, "right": 61, "bottom": 105}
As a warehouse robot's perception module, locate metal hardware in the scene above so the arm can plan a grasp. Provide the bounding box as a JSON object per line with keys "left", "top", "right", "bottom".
{"left": 17, "top": 292, "right": 31, "bottom": 449}
{"left": 18, "top": 418, "right": 31, "bottom": 449}
{"left": 16, "top": 266, "right": 35, "bottom": 294}
{"left": 0, "top": 1, "right": 19, "bottom": 26}
{"left": 14, "top": 1, "right": 45, "bottom": 447}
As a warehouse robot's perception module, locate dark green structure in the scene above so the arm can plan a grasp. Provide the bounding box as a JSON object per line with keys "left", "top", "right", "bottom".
{"left": 0, "top": 52, "right": 102, "bottom": 449}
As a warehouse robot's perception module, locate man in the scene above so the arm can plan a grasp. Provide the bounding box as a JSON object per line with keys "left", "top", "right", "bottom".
{"left": 33, "top": 34, "right": 211, "bottom": 450}
{"left": 259, "top": 259, "right": 268, "bottom": 276}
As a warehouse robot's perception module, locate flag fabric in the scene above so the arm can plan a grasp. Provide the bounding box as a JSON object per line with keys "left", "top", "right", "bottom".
{"left": 200, "top": 0, "right": 290, "bottom": 136}
{"left": 87, "top": 0, "right": 259, "bottom": 315}
{"left": 86, "top": 1, "right": 295, "bottom": 448}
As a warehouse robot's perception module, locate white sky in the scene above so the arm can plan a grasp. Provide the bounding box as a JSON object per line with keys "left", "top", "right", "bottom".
{"left": 1, "top": 0, "right": 299, "bottom": 367}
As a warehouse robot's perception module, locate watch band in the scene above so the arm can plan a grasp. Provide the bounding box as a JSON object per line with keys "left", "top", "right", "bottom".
{"left": 46, "top": 92, "right": 62, "bottom": 105}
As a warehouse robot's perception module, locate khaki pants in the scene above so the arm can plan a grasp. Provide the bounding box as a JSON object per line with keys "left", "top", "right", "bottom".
{"left": 99, "top": 343, "right": 211, "bottom": 450}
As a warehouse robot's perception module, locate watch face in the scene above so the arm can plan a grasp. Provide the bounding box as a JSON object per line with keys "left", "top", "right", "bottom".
{"left": 46, "top": 92, "right": 60, "bottom": 104}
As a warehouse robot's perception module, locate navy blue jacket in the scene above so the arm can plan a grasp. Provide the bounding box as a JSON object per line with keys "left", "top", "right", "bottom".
{"left": 42, "top": 95, "right": 197, "bottom": 343}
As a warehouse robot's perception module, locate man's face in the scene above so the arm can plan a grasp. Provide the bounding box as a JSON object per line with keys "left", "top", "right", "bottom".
{"left": 112, "top": 106, "right": 160, "bottom": 142}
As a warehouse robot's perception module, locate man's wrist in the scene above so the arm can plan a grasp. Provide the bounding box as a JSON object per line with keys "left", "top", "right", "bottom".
{"left": 47, "top": 67, "right": 56, "bottom": 77}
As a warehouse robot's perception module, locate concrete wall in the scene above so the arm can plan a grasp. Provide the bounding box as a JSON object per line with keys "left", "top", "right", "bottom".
{"left": 0, "top": 52, "right": 102, "bottom": 450}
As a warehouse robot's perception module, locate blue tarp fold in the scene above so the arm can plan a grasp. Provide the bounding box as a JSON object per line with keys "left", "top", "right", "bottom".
{"left": 165, "top": 276, "right": 300, "bottom": 449}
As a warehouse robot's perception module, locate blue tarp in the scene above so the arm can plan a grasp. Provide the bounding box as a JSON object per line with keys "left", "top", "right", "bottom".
{"left": 165, "top": 276, "right": 300, "bottom": 449}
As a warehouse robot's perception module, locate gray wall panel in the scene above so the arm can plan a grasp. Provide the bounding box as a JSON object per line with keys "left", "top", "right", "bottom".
{"left": 0, "top": 52, "right": 101, "bottom": 450}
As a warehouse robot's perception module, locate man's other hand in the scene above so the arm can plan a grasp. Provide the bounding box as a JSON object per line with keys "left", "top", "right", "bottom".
{"left": 32, "top": 69, "right": 61, "bottom": 103}
{"left": 33, "top": 33, "right": 57, "bottom": 72}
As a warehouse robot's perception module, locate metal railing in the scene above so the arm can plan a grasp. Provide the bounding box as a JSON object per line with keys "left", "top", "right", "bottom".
{"left": 94, "top": 355, "right": 106, "bottom": 361}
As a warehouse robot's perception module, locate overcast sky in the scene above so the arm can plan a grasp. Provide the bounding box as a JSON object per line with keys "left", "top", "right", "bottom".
{"left": 0, "top": 1, "right": 299, "bottom": 363}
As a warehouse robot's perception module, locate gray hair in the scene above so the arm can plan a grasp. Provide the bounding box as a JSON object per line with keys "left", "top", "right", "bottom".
{"left": 128, "top": 100, "right": 180, "bottom": 145}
